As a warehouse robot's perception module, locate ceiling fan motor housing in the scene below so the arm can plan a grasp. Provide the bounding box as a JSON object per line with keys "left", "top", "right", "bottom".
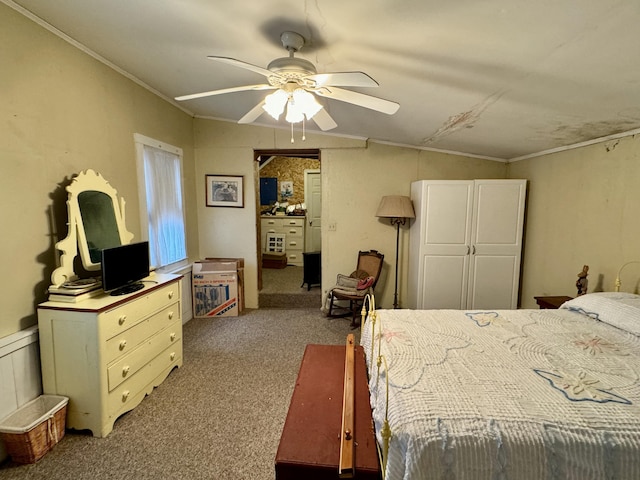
{"left": 267, "top": 57, "right": 317, "bottom": 86}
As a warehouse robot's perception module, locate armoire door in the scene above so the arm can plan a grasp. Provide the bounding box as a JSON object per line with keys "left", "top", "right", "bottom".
{"left": 410, "top": 180, "right": 474, "bottom": 309}
{"left": 467, "top": 180, "right": 527, "bottom": 309}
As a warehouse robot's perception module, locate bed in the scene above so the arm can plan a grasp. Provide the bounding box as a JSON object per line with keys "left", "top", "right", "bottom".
{"left": 360, "top": 292, "right": 640, "bottom": 479}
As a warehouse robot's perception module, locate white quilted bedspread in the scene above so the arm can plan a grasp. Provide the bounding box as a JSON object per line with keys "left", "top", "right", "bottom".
{"left": 361, "top": 293, "right": 640, "bottom": 480}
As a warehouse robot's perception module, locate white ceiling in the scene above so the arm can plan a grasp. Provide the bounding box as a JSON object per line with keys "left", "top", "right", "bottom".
{"left": 9, "top": 0, "right": 640, "bottom": 160}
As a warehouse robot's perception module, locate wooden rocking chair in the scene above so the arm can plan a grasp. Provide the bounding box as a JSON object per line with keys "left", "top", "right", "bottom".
{"left": 327, "top": 250, "right": 384, "bottom": 327}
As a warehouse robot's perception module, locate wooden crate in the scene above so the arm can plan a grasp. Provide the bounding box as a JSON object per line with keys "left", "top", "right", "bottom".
{"left": 263, "top": 252, "right": 287, "bottom": 269}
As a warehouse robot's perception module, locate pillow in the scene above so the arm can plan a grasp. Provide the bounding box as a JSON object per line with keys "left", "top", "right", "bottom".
{"left": 561, "top": 292, "right": 640, "bottom": 335}
{"left": 336, "top": 274, "right": 359, "bottom": 289}
{"left": 356, "top": 276, "right": 375, "bottom": 290}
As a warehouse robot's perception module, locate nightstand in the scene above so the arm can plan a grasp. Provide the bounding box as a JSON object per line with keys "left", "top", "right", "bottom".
{"left": 534, "top": 295, "right": 573, "bottom": 309}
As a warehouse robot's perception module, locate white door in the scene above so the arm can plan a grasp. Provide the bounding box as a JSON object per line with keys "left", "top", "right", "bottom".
{"left": 467, "top": 180, "right": 527, "bottom": 309}
{"left": 304, "top": 170, "right": 321, "bottom": 252}
{"left": 412, "top": 181, "right": 474, "bottom": 309}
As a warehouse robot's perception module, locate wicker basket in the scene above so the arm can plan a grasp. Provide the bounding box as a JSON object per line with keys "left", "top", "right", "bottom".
{"left": 0, "top": 395, "right": 68, "bottom": 464}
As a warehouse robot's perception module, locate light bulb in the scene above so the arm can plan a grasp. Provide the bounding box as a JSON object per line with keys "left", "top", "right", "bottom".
{"left": 293, "top": 89, "right": 322, "bottom": 119}
{"left": 285, "top": 99, "right": 305, "bottom": 123}
{"left": 262, "top": 89, "right": 288, "bottom": 120}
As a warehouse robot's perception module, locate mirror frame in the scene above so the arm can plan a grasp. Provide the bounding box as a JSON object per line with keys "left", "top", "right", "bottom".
{"left": 51, "top": 169, "right": 134, "bottom": 286}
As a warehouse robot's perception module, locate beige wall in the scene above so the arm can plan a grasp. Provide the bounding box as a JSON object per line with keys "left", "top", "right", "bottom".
{"left": 1, "top": 4, "right": 197, "bottom": 338}
{"left": 193, "top": 120, "right": 369, "bottom": 308}
{"left": 509, "top": 135, "right": 640, "bottom": 307}
{"left": 194, "top": 121, "right": 507, "bottom": 309}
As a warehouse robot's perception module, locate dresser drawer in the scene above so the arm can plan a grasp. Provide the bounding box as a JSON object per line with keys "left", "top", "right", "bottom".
{"left": 286, "top": 252, "right": 302, "bottom": 265}
{"left": 107, "top": 319, "right": 182, "bottom": 391}
{"left": 280, "top": 218, "right": 304, "bottom": 227}
{"left": 101, "top": 283, "right": 179, "bottom": 340}
{"left": 286, "top": 238, "right": 303, "bottom": 251}
{"left": 282, "top": 226, "right": 303, "bottom": 239}
{"left": 104, "top": 303, "right": 180, "bottom": 363}
{"left": 107, "top": 341, "right": 182, "bottom": 416}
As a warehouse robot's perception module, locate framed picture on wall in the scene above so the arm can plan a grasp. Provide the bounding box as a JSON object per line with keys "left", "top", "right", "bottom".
{"left": 206, "top": 175, "right": 244, "bottom": 208}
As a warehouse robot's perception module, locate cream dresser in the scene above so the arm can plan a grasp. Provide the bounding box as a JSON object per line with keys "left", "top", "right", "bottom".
{"left": 37, "top": 273, "right": 182, "bottom": 437}
{"left": 261, "top": 216, "right": 305, "bottom": 266}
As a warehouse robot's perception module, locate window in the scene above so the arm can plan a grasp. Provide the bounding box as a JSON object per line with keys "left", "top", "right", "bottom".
{"left": 134, "top": 134, "right": 187, "bottom": 271}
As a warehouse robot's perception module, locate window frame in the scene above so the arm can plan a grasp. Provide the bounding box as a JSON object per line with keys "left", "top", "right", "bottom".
{"left": 134, "top": 133, "right": 188, "bottom": 273}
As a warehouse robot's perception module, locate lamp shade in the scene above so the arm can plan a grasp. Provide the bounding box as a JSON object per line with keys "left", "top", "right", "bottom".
{"left": 376, "top": 195, "right": 415, "bottom": 219}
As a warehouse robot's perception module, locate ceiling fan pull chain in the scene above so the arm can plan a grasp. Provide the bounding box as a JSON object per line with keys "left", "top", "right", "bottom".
{"left": 302, "top": 117, "right": 306, "bottom": 141}
{"left": 291, "top": 122, "right": 294, "bottom": 143}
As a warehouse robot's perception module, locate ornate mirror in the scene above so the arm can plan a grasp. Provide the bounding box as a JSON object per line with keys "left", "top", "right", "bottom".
{"left": 51, "top": 169, "right": 134, "bottom": 286}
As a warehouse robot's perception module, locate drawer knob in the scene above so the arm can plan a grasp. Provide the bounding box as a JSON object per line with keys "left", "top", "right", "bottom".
{"left": 119, "top": 340, "right": 127, "bottom": 351}
{"left": 122, "top": 390, "right": 130, "bottom": 402}
{"left": 170, "top": 352, "right": 176, "bottom": 361}
{"left": 168, "top": 291, "right": 174, "bottom": 299}
{"left": 168, "top": 311, "right": 174, "bottom": 320}
{"left": 122, "top": 366, "right": 130, "bottom": 377}
{"left": 118, "top": 315, "right": 127, "bottom": 326}
{"left": 170, "top": 332, "right": 176, "bottom": 341}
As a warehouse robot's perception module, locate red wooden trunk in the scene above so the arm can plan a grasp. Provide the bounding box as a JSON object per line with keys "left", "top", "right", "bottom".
{"left": 275, "top": 344, "right": 381, "bottom": 479}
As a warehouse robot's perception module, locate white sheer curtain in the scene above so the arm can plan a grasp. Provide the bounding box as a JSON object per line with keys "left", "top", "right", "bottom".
{"left": 142, "top": 144, "right": 186, "bottom": 268}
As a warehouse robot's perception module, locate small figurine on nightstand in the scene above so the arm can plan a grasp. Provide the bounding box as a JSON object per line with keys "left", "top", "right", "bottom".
{"left": 576, "top": 265, "right": 589, "bottom": 296}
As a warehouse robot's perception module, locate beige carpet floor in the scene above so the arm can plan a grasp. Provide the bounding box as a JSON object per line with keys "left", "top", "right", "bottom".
{"left": 259, "top": 265, "right": 322, "bottom": 308}
{"left": 0, "top": 287, "right": 353, "bottom": 479}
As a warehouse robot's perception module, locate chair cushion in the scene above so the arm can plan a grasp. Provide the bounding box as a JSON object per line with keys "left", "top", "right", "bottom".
{"left": 332, "top": 287, "right": 369, "bottom": 298}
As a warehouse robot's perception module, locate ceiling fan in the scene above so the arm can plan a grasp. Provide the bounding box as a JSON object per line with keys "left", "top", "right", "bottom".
{"left": 175, "top": 31, "right": 399, "bottom": 131}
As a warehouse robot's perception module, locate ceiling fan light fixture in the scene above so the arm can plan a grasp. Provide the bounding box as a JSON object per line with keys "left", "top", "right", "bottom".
{"left": 264, "top": 87, "right": 323, "bottom": 124}
{"left": 263, "top": 89, "right": 288, "bottom": 120}
{"left": 292, "top": 89, "right": 322, "bottom": 120}
{"left": 285, "top": 101, "right": 305, "bottom": 124}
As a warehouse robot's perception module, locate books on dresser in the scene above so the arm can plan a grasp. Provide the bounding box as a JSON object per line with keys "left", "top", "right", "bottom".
{"left": 48, "top": 280, "right": 103, "bottom": 303}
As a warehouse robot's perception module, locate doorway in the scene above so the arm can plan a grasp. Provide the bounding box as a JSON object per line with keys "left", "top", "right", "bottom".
{"left": 255, "top": 149, "right": 321, "bottom": 308}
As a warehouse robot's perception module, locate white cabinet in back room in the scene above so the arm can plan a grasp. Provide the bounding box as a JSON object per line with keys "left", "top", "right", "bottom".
{"left": 408, "top": 179, "right": 527, "bottom": 310}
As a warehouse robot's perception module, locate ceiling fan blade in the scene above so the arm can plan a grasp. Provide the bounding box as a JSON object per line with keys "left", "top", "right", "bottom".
{"left": 175, "top": 84, "right": 275, "bottom": 101}
{"left": 207, "top": 56, "right": 275, "bottom": 78}
{"left": 311, "top": 108, "right": 338, "bottom": 131}
{"left": 238, "top": 101, "right": 266, "bottom": 124}
{"left": 306, "top": 72, "right": 378, "bottom": 88}
{"left": 315, "top": 86, "right": 399, "bottom": 115}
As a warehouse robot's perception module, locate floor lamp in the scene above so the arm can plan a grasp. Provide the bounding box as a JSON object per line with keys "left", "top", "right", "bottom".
{"left": 376, "top": 195, "right": 415, "bottom": 309}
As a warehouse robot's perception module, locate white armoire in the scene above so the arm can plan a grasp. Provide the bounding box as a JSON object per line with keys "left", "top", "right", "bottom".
{"left": 408, "top": 179, "right": 527, "bottom": 310}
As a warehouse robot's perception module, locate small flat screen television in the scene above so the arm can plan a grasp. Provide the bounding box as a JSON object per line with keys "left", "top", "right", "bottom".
{"left": 101, "top": 241, "right": 150, "bottom": 296}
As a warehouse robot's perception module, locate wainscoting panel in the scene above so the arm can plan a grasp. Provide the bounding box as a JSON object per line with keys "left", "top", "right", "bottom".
{"left": 0, "top": 325, "right": 42, "bottom": 462}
